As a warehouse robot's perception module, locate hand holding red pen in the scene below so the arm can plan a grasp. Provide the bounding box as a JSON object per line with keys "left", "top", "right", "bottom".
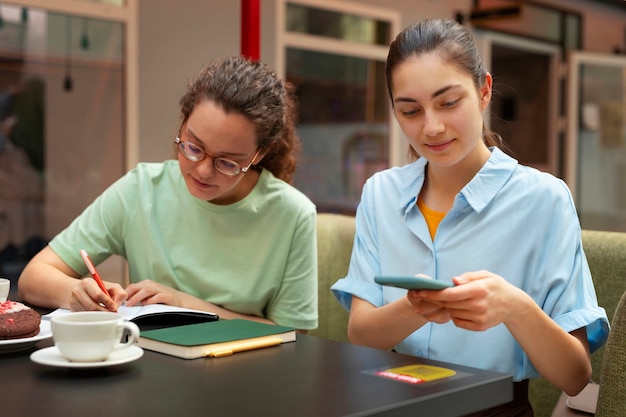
{"left": 80, "top": 249, "right": 119, "bottom": 312}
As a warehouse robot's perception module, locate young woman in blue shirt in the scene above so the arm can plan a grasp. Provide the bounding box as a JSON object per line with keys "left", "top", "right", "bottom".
{"left": 332, "top": 18, "right": 608, "bottom": 415}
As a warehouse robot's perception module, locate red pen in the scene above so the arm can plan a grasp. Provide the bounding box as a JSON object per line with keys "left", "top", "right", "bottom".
{"left": 80, "top": 249, "right": 111, "bottom": 298}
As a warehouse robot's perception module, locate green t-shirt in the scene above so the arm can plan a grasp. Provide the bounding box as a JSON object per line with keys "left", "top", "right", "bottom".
{"left": 50, "top": 161, "right": 318, "bottom": 330}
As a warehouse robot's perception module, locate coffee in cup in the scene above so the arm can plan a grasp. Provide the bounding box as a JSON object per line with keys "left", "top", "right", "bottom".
{"left": 51, "top": 311, "right": 140, "bottom": 362}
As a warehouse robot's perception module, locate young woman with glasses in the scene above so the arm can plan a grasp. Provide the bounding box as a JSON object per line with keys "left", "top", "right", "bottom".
{"left": 18, "top": 56, "right": 317, "bottom": 331}
{"left": 331, "top": 19, "right": 608, "bottom": 415}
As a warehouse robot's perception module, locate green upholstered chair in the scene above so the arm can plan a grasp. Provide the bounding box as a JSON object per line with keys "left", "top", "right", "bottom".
{"left": 530, "top": 230, "right": 626, "bottom": 417}
{"left": 308, "top": 212, "right": 354, "bottom": 343}
{"left": 595, "top": 288, "right": 626, "bottom": 417}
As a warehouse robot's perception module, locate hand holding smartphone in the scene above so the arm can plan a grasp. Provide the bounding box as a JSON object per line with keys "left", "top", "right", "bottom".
{"left": 375, "top": 274, "right": 454, "bottom": 290}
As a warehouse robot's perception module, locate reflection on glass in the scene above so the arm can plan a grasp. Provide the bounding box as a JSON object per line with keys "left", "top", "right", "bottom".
{"left": 0, "top": 4, "right": 124, "bottom": 283}
{"left": 490, "top": 44, "right": 550, "bottom": 168}
{"left": 576, "top": 63, "right": 626, "bottom": 231}
{"left": 287, "top": 48, "right": 388, "bottom": 213}
{"left": 564, "top": 14, "right": 581, "bottom": 50}
{"left": 472, "top": 2, "right": 580, "bottom": 49}
{"left": 286, "top": 3, "right": 390, "bottom": 46}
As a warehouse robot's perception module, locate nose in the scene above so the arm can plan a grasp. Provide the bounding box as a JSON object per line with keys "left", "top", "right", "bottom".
{"left": 194, "top": 156, "right": 216, "bottom": 178}
{"left": 422, "top": 111, "right": 445, "bottom": 137}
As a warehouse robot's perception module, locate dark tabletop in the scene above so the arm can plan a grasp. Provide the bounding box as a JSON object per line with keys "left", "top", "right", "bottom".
{"left": 2, "top": 293, "right": 513, "bottom": 417}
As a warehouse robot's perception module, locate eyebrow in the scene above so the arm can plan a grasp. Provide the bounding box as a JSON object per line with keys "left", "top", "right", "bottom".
{"left": 394, "top": 84, "right": 462, "bottom": 104}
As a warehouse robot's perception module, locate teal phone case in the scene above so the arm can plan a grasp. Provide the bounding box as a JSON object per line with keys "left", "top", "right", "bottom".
{"left": 374, "top": 275, "right": 453, "bottom": 290}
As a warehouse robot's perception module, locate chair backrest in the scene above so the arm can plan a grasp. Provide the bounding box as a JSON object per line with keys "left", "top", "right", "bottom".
{"left": 308, "top": 213, "right": 354, "bottom": 342}
{"left": 596, "top": 289, "right": 626, "bottom": 417}
{"left": 530, "top": 230, "right": 626, "bottom": 417}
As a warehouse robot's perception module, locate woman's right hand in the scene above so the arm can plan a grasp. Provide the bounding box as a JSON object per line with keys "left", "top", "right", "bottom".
{"left": 18, "top": 245, "right": 125, "bottom": 311}
{"left": 68, "top": 278, "right": 127, "bottom": 312}
{"left": 406, "top": 290, "right": 452, "bottom": 324}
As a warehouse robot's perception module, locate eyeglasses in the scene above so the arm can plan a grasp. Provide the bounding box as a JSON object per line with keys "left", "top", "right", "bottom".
{"left": 174, "top": 136, "right": 261, "bottom": 176}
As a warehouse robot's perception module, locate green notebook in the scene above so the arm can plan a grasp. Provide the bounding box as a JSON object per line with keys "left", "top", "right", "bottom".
{"left": 138, "top": 319, "right": 296, "bottom": 359}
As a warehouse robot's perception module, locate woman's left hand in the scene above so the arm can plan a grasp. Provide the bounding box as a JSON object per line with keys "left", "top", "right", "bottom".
{"left": 413, "top": 270, "right": 528, "bottom": 332}
{"left": 124, "top": 280, "right": 183, "bottom": 307}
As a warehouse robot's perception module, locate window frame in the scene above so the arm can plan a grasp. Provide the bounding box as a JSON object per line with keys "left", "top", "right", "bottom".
{"left": 275, "top": 0, "right": 403, "bottom": 167}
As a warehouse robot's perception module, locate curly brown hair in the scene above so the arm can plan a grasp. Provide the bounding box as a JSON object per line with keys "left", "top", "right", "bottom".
{"left": 178, "top": 56, "right": 301, "bottom": 183}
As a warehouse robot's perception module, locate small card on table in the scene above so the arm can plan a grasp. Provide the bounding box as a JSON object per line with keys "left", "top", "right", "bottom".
{"left": 373, "top": 364, "right": 457, "bottom": 385}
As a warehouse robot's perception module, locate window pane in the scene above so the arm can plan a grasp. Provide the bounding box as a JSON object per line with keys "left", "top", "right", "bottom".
{"left": 288, "top": 48, "right": 389, "bottom": 213}
{"left": 564, "top": 14, "right": 581, "bottom": 50}
{"left": 286, "top": 3, "right": 390, "bottom": 46}
{"left": 575, "top": 63, "right": 626, "bottom": 231}
{"left": 472, "top": 3, "right": 581, "bottom": 49}
{"left": 490, "top": 44, "right": 551, "bottom": 167}
{"left": 0, "top": 5, "right": 124, "bottom": 284}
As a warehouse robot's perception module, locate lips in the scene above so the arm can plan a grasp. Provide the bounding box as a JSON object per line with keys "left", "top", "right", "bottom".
{"left": 192, "top": 176, "right": 215, "bottom": 190}
{"left": 426, "top": 139, "right": 454, "bottom": 152}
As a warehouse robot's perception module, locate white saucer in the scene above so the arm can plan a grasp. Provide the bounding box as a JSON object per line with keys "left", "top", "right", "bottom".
{"left": 0, "top": 321, "right": 53, "bottom": 353}
{"left": 30, "top": 345, "right": 144, "bottom": 368}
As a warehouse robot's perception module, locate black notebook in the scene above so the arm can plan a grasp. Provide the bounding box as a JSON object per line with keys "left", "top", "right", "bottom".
{"left": 44, "top": 304, "right": 219, "bottom": 331}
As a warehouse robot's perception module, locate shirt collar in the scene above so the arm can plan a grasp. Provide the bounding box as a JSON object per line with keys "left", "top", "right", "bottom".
{"left": 399, "top": 157, "right": 427, "bottom": 214}
{"left": 398, "top": 147, "right": 518, "bottom": 214}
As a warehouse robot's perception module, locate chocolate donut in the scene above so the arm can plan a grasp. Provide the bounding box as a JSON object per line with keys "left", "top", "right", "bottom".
{"left": 0, "top": 301, "right": 41, "bottom": 340}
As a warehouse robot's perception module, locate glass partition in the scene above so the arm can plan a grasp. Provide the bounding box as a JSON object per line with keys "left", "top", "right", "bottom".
{"left": 286, "top": 2, "right": 390, "bottom": 46}
{"left": 0, "top": 3, "right": 125, "bottom": 283}
{"left": 282, "top": 0, "right": 398, "bottom": 214}
{"left": 566, "top": 53, "right": 626, "bottom": 232}
{"left": 287, "top": 48, "right": 388, "bottom": 212}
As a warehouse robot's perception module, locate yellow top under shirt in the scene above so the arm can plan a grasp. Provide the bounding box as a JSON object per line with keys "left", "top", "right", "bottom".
{"left": 417, "top": 197, "right": 446, "bottom": 241}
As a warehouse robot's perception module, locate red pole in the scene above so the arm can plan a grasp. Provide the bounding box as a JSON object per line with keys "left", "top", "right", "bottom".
{"left": 241, "top": 0, "right": 260, "bottom": 60}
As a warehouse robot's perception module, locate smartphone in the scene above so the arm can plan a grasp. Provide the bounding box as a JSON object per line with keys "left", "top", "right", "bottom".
{"left": 374, "top": 275, "right": 454, "bottom": 290}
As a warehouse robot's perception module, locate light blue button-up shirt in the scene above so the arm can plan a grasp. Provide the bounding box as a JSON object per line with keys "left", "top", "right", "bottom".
{"left": 331, "top": 147, "right": 609, "bottom": 381}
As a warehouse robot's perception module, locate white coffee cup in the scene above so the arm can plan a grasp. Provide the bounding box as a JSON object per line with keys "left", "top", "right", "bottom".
{"left": 0, "top": 278, "right": 10, "bottom": 302}
{"left": 51, "top": 311, "right": 140, "bottom": 362}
